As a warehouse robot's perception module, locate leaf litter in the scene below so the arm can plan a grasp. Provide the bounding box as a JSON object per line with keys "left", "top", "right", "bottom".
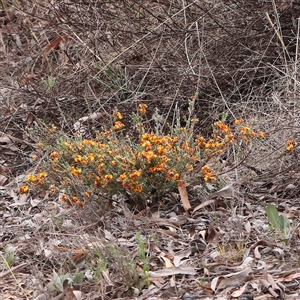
{"left": 1, "top": 1, "right": 300, "bottom": 299}
{"left": 2, "top": 173, "right": 300, "bottom": 299}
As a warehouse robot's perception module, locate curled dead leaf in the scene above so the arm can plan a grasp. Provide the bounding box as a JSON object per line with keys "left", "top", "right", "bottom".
{"left": 178, "top": 186, "right": 191, "bottom": 211}
{"left": 149, "top": 266, "right": 197, "bottom": 277}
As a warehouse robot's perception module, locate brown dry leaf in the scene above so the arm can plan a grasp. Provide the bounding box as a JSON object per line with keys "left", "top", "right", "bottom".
{"left": 10, "top": 193, "right": 28, "bottom": 206}
{"left": 189, "top": 239, "right": 207, "bottom": 253}
{"left": 0, "top": 262, "right": 31, "bottom": 279}
{"left": 158, "top": 229, "right": 180, "bottom": 238}
{"left": 44, "top": 36, "right": 63, "bottom": 55}
{"left": 260, "top": 272, "right": 285, "bottom": 299}
{"left": 149, "top": 214, "right": 186, "bottom": 228}
{"left": 0, "top": 174, "right": 8, "bottom": 186}
{"left": 198, "top": 283, "right": 214, "bottom": 296}
{"left": 230, "top": 282, "right": 249, "bottom": 297}
{"left": 211, "top": 276, "right": 223, "bottom": 293}
{"left": 206, "top": 223, "right": 220, "bottom": 243}
{"left": 178, "top": 186, "right": 191, "bottom": 210}
{"left": 193, "top": 199, "right": 215, "bottom": 214}
{"left": 173, "top": 248, "right": 191, "bottom": 267}
{"left": 211, "top": 268, "right": 252, "bottom": 292}
{"left": 102, "top": 270, "right": 113, "bottom": 286}
{"left": 0, "top": 135, "right": 19, "bottom": 154}
{"left": 18, "top": 73, "right": 39, "bottom": 87}
{"left": 237, "top": 257, "right": 254, "bottom": 270}
{"left": 63, "top": 287, "right": 81, "bottom": 300}
{"left": 161, "top": 256, "right": 174, "bottom": 268}
{"left": 149, "top": 266, "right": 197, "bottom": 277}
{"left": 72, "top": 291, "right": 82, "bottom": 300}
{"left": 210, "top": 184, "right": 234, "bottom": 198}
{"left": 0, "top": 136, "right": 12, "bottom": 144}
{"left": 282, "top": 271, "right": 300, "bottom": 281}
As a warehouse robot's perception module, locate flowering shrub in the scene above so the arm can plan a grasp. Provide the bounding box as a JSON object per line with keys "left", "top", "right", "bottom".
{"left": 21, "top": 99, "right": 265, "bottom": 208}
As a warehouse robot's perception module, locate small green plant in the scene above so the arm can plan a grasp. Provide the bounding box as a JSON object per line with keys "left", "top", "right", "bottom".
{"left": 91, "top": 243, "right": 141, "bottom": 290}
{"left": 22, "top": 96, "right": 264, "bottom": 209}
{"left": 49, "top": 269, "right": 84, "bottom": 294}
{"left": 136, "top": 233, "right": 150, "bottom": 287}
{"left": 1, "top": 249, "right": 30, "bottom": 299}
{"left": 217, "top": 242, "right": 246, "bottom": 263}
{"left": 95, "top": 63, "right": 134, "bottom": 100}
{"left": 51, "top": 216, "right": 65, "bottom": 229}
{"left": 91, "top": 247, "right": 107, "bottom": 282}
{"left": 43, "top": 75, "right": 56, "bottom": 93}
{"left": 266, "top": 204, "right": 293, "bottom": 242}
{"left": 3, "top": 245, "right": 16, "bottom": 268}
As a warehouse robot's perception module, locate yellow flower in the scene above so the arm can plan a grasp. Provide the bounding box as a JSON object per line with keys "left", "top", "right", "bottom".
{"left": 113, "top": 121, "right": 125, "bottom": 130}
{"left": 141, "top": 150, "right": 157, "bottom": 161}
{"left": 202, "top": 165, "right": 215, "bottom": 181}
{"left": 71, "top": 168, "right": 82, "bottom": 177}
{"left": 225, "top": 134, "right": 234, "bottom": 143}
{"left": 113, "top": 111, "right": 123, "bottom": 119}
{"left": 111, "top": 160, "right": 117, "bottom": 166}
{"left": 64, "top": 142, "right": 73, "bottom": 151}
{"left": 233, "top": 119, "right": 244, "bottom": 125}
{"left": 149, "top": 165, "right": 163, "bottom": 173}
{"left": 202, "top": 165, "right": 211, "bottom": 174}
{"left": 104, "top": 174, "right": 113, "bottom": 181}
{"left": 173, "top": 173, "right": 180, "bottom": 180}
{"left": 88, "top": 153, "right": 95, "bottom": 161}
{"left": 214, "top": 121, "right": 230, "bottom": 133}
{"left": 50, "top": 152, "right": 59, "bottom": 159}
{"left": 138, "top": 103, "right": 148, "bottom": 114}
{"left": 129, "top": 171, "right": 142, "bottom": 179}
{"left": 118, "top": 173, "right": 127, "bottom": 181}
{"left": 60, "top": 193, "right": 69, "bottom": 202}
{"left": 74, "top": 155, "right": 82, "bottom": 162}
{"left": 32, "top": 155, "right": 38, "bottom": 160}
{"left": 18, "top": 185, "right": 29, "bottom": 194}
{"left": 142, "top": 140, "right": 153, "bottom": 150}
{"left": 196, "top": 136, "right": 205, "bottom": 147}
{"left": 240, "top": 126, "right": 251, "bottom": 135}
{"left": 204, "top": 175, "right": 216, "bottom": 182}
{"left": 70, "top": 196, "right": 79, "bottom": 203}
{"left": 204, "top": 141, "right": 213, "bottom": 149}
{"left": 286, "top": 140, "right": 296, "bottom": 152}
{"left": 39, "top": 172, "right": 47, "bottom": 178}
{"left": 131, "top": 185, "right": 143, "bottom": 193}
{"left": 26, "top": 174, "right": 37, "bottom": 183}
{"left": 83, "top": 140, "right": 96, "bottom": 147}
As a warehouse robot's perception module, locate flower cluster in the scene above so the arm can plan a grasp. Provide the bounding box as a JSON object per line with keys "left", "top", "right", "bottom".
{"left": 202, "top": 165, "right": 216, "bottom": 182}
{"left": 286, "top": 139, "right": 296, "bottom": 152}
{"left": 22, "top": 102, "right": 265, "bottom": 208}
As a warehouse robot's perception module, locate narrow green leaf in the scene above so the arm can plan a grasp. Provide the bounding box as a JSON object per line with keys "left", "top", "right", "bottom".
{"left": 73, "top": 269, "right": 84, "bottom": 284}
{"left": 266, "top": 204, "right": 281, "bottom": 229}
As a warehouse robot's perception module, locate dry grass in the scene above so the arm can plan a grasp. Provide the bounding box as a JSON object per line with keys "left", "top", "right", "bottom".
{"left": 1, "top": 0, "right": 300, "bottom": 298}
